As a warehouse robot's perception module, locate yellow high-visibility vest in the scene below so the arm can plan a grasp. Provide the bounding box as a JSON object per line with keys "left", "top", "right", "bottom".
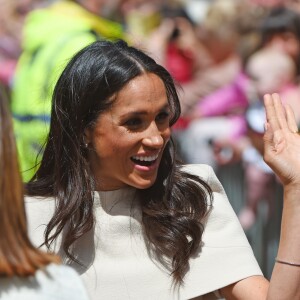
{"left": 11, "top": 1, "right": 124, "bottom": 181}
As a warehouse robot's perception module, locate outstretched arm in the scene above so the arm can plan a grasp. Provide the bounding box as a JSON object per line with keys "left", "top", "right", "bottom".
{"left": 263, "top": 93, "right": 300, "bottom": 300}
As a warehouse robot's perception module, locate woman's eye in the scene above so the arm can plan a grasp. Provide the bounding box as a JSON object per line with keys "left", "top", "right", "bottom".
{"left": 156, "top": 111, "right": 170, "bottom": 123}
{"left": 124, "top": 118, "right": 142, "bottom": 127}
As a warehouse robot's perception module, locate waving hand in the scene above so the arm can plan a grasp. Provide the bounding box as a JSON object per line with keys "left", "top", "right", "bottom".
{"left": 263, "top": 93, "right": 300, "bottom": 187}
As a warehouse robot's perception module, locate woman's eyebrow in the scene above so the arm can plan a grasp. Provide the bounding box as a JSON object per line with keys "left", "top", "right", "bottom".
{"left": 120, "top": 104, "right": 170, "bottom": 118}
{"left": 120, "top": 111, "right": 148, "bottom": 118}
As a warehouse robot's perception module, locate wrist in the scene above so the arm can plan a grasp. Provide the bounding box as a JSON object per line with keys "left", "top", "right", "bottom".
{"left": 284, "top": 183, "right": 300, "bottom": 197}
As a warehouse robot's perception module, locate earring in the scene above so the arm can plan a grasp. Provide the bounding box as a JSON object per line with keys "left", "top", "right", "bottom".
{"left": 83, "top": 139, "right": 88, "bottom": 148}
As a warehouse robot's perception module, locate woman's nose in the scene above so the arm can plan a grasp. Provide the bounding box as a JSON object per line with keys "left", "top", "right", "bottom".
{"left": 142, "top": 125, "right": 165, "bottom": 149}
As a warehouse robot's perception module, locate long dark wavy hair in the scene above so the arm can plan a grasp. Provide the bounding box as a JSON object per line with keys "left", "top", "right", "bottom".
{"left": 26, "top": 40, "right": 213, "bottom": 284}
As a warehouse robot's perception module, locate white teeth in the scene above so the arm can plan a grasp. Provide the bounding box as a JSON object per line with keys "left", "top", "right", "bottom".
{"left": 132, "top": 154, "right": 159, "bottom": 162}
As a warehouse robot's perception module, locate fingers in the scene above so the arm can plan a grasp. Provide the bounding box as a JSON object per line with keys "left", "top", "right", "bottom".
{"left": 286, "top": 104, "right": 299, "bottom": 133}
{"left": 264, "top": 93, "right": 299, "bottom": 134}
{"left": 273, "top": 93, "right": 288, "bottom": 129}
{"left": 264, "top": 94, "right": 280, "bottom": 132}
{"left": 264, "top": 93, "right": 288, "bottom": 131}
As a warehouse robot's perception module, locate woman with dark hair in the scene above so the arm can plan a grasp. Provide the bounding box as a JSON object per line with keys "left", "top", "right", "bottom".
{"left": 260, "top": 6, "right": 300, "bottom": 74}
{"left": 0, "top": 87, "right": 89, "bottom": 299}
{"left": 25, "top": 40, "right": 299, "bottom": 299}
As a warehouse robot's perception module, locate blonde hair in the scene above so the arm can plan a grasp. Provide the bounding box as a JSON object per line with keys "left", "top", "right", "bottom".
{"left": 203, "top": 0, "right": 267, "bottom": 42}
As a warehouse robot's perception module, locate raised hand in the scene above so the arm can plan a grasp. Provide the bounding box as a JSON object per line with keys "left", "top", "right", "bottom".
{"left": 263, "top": 93, "right": 300, "bottom": 187}
{"left": 263, "top": 93, "right": 300, "bottom": 300}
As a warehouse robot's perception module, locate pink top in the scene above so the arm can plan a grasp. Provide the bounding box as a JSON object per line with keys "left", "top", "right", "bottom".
{"left": 195, "top": 72, "right": 249, "bottom": 117}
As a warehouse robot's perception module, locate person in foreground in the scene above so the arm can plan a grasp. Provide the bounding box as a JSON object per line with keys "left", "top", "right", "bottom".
{"left": 0, "top": 87, "right": 89, "bottom": 300}
{"left": 24, "top": 40, "right": 299, "bottom": 299}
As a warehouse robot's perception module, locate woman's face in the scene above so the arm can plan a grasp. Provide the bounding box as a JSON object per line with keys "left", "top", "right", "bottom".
{"left": 267, "top": 32, "right": 300, "bottom": 61}
{"left": 86, "top": 73, "right": 171, "bottom": 191}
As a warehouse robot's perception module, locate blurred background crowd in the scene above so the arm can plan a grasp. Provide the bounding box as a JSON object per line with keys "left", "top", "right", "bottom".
{"left": 2, "top": 0, "right": 300, "bottom": 279}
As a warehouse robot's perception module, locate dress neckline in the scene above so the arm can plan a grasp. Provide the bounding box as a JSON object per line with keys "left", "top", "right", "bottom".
{"left": 93, "top": 186, "right": 137, "bottom": 213}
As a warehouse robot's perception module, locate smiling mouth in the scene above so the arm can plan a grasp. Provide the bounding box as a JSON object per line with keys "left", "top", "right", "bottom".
{"left": 131, "top": 154, "right": 159, "bottom": 166}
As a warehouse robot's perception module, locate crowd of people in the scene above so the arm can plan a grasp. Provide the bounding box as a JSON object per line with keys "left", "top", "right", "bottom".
{"left": 1, "top": 0, "right": 300, "bottom": 299}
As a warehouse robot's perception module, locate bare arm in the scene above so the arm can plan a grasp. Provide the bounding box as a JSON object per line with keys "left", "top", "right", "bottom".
{"left": 263, "top": 93, "right": 300, "bottom": 300}
{"left": 219, "top": 93, "right": 300, "bottom": 299}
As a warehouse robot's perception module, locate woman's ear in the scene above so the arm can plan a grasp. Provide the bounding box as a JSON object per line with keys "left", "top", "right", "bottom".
{"left": 84, "top": 128, "right": 92, "bottom": 147}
